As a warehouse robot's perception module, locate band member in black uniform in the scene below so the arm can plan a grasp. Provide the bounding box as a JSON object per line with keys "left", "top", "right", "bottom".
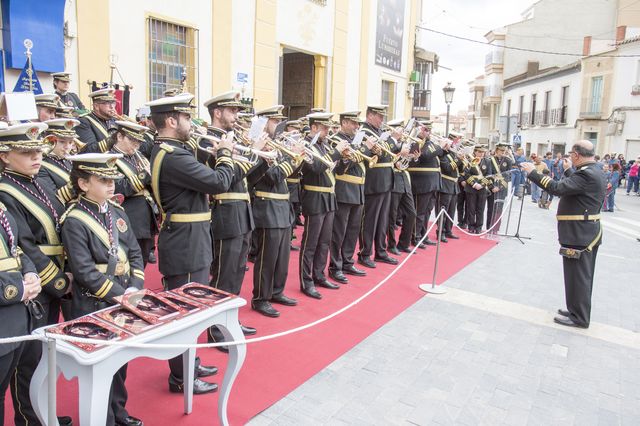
{"left": 52, "top": 72, "right": 86, "bottom": 112}
{"left": 206, "top": 92, "right": 264, "bottom": 339}
{"left": 109, "top": 121, "right": 158, "bottom": 266}
{"left": 408, "top": 121, "right": 442, "bottom": 247}
{"left": 286, "top": 119, "right": 304, "bottom": 248}
{"left": 149, "top": 93, "right": 230, "bottom": 395}
{"left": 0, "top": 123, "right": 73, "bottom": 426}
{"left": 437, "top": 138, "right": 465, "bottom": 241}
{"left": 486, "top": 142, "right": 514, "bottom": 231}
{"left": 0, "top": 200, "right": 42, "bottom": 424}
{"left": 76, "top": 88, "right": 117, "bottom": 153}
{"left": 328, "top": 111, "right": 368, "bottom": 283}
{"left": 61, "top": 153, "right": 144, "bottom": 426}
{"left": 299, "top": 112, "right": 347, "bottom": 299}
{"left": 386, "top": 119, "right": 417, "bottom": 254}
{"left": 357, "top": 105, "right": 397, "bottom": 268}
{"left": 462, "top": 145, "right": 493, "bottom": 234}
{"left": 38, "top": 118, "right": 80, "bottom": 205}
{"left": 248, "top": 107, "right": 304, "bottom": 317}
{"left": 521, "top": 140, "right": 605, "bottom": 329}
{"left": 34, "top": 94, "right": 60, "bottom": 122}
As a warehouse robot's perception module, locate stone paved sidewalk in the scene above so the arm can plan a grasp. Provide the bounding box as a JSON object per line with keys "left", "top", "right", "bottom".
{"left": 249, "top": 188, "right": 640, "bottom": 425}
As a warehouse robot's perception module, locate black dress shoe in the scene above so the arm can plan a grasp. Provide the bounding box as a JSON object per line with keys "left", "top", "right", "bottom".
{"left": 388, "top": 247, "right": 401, "bottom": 255}
{"left": 290, "top": 244, "right": 300, "bottom": 251}
{"left": 271, "top": 293, "right": 298, "bottom": 306}
{"left": 316, "top": 279, "right": 340, "bottom": 289}
{"left": 424, "top": 239, "right": 437, "bottom": 246}
{"left": 148, "top": 251, "right": 157, "bottom": 264}
{"left": 196, "top": 364, "right": 218, "bottom": 378}
{"left": 207, "top": 327, "right": 229, "bottom": 353}
{"left": 557, "top": 309, "right": 570, "bottom": 317}
{"left": 457, "top": 223, "right": 467, "bottom": 229}
{"left": 445, "top": 233, "right": 459, "bottom": 239}
{"left": 58, "top": 416, "right": 73, "bottom": 426}
{"left": 116, "top": 415, "right": 143, "bottom": 426}
{"left": 553, "top": 316, "right": 588, "bottom": 329}
{"left": 329, "top": 270, "right": 348, "bottom": 284}
{"left": 343, "top": 265, "right": 366, "bottom": 276}
{"left": 241, "top": 324, "right": 257, "bottom": 335}
{"left": 358, "top": 256, "right": 376, "bottom": 268}
{"left": 397, "top": 246, "right": 413, "bottom": 254}
{"left": 439, "top": 235, "right": 448, "bottom": 243}
{"left": 168, "top": 375, "right": 218, "bottom": 394}
{"left": 252, "top": 300, "right": 280, "bottom": 318}
{"left": 414, "top": 242, "right": 427, "bottom": 249}
{"left": 302, "top": 286, "right": 322, "bottom": 299}
{"left": 374, "top": 255, "right": 398, "bottom": 265}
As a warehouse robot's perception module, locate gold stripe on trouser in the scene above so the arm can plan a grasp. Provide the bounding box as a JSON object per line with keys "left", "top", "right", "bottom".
{"left": 335, "top": 174, "right": 365, "bottom": 185}
{"left": 303, "top": 185, "right": 334, "bottom": 193}
{"left": 254, "top": 191, "right": 290, "bottom": 200}
{"left": 162, "top": 212, "right": 211, "bottom": 223}
{"left": 371, "top": 162, "right": 393, "bottom": 168}
{"left": 556, "top": 214, "right": 601, "bottom": 221}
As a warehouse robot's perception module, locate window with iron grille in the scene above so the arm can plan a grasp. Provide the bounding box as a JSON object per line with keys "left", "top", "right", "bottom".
{"left": 147, "top": 17, "right": 199, "bottom": 101}
{"left": 381, "top": 80, "right": 396, "bottom": 119}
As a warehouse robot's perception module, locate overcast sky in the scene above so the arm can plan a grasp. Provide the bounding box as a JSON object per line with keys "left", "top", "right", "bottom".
{"left": 418, "top": 0, "right": 536, "bottom": 116}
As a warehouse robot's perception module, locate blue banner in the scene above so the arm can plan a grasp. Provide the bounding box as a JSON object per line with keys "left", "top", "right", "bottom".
{"left": 13, "top": 57, "right": 42, "bottom": 94}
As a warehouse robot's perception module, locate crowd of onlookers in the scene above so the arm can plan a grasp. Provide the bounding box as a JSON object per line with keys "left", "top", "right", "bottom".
{"left": 509, "top": 149, "right": 639, "bottom": 212}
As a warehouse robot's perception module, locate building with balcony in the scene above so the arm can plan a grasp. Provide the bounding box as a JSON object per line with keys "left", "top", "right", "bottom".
{"left": 501, "top": 62, "right": 581, "bottom": 156}
{"left": 410, "top": 47, "right": 437, "bottom": 119}
{"left": 466, "top": 75, "right": 490, "bottom": 144}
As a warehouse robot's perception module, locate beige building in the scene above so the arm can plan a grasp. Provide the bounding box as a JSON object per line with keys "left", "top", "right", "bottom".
{"left": 3, "top": 0, "right": 426, "bottom": 122}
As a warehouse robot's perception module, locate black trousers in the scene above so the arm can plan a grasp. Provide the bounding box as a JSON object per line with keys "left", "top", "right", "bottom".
{"left": 330, "top": 203, "right": 363, "bottom": 271}
{"left": 107, "top": 365, "right": 129, "bottom": 425}
{"left": 299, "top": 211, "right": 334, "bottom": 289}
{"left": 137, "top": 237, "right": 154, "bottom": 267}
{"left": 0, "top": 344, "right": 24, "bottom": 426}
{"left": 163, "top": 267, "right": 209, "bottom": 381}
{"left": 388, "top": 192, "right": 416, "bottom": 249}
{"left": 465, "top": 190, "right": 488, "bottom": 231}
{"left": 211, "top": 232, "right": 250, "bottom": 295}
{"left": 252, "top": 227, "right": 291, "bottom": 301}
{"left": 359, "top": 192, "right": 390, "bottom": 258}
{"left": 563, "top": 245, "right": 599, "bottom": 327}
{"left": 414, "top": 191, "right": 437, "bottom": 241}
{"left": 11, "top": 301, "right": 51, "bottom": 426}
{"left": 486, "top": 189, "right": 508, "bottom": 232}
{"left": 437, "top": 192, "right": 457, "bottom": 235}
{"left": 456, "top": 190, "right": 467, "bottom": 225}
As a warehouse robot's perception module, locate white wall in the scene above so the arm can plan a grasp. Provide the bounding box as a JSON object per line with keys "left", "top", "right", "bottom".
{"left": 608, "top": 42, "right": 640, "bottom": 156}
{"left": 108, "top": 0, "right": 213, "bottom": 117}
{"left": 276, "top": 0, "right": 335, "bottom": 57}
{"left": 231, "top": 0, "right": 256, "bottom": 98}
{"left": 503, "top": 0, "right": 616, "bottom": 81}
{"left": 344, "top": 0, "right": 362, "bottom": 110}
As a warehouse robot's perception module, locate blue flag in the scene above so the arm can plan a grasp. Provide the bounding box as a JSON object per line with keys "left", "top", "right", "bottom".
{"left": 13, "top": 57, "right": 43, "bottom": 94}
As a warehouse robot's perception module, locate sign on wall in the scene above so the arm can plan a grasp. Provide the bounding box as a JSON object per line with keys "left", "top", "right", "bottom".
{"left": 375, "top": 0, "right": 405, "bottom": 72}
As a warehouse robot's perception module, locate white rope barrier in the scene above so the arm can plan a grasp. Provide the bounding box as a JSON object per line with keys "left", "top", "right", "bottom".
{"left": 0, "top": 213, "right": 445, "bottom": 350}
{"left": 446, "top": 190, "right": 516, "bottom": 237}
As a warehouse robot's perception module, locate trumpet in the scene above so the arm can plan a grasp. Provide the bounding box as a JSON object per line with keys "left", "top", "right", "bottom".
{"left": 302, "top": 135, "right": 336, "bottom": 170}
{"left": 267, "top": 137, "right": 304, "bottom": 163}
{"left": 234, "top": 143, "right": 279, "bottom": 163}
{"left": 333, "top": 132, "right": 378, "bottom": 166}
{"left": 191, "top": 131, "right": 278, "bottom": 164}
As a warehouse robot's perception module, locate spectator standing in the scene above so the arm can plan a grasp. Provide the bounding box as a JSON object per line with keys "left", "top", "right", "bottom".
{"left": 529, "top": 154, "right": 548, "bottom": 203}
{"left": 604, "top": 163, "right": 620, "bottom": 212}
{"left": 626, "top": 157, "right": 639, "bottom": 195}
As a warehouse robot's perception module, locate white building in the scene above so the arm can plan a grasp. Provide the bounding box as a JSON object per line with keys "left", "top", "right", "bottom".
{"left": 502, "top": 62, "right": 582, "bottom": 156}
{"left": 605, "top": 35, "right": 640, "bottom": 159}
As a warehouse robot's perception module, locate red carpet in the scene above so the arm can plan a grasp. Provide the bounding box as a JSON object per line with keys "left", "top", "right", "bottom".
{"left": 5, "top": 227, "right": 495, "bottom": 425}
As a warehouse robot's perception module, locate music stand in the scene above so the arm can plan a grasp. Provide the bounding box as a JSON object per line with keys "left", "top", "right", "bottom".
{"left": 498, "top": 183, "right": 531, "bottom": 244}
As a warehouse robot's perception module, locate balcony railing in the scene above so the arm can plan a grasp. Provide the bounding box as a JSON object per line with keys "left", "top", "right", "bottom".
{"left": 412, "top": 89, "right": 431, "bottom": 111}
{"left": 580, "top": 97, "right": 602, "bottom": 118}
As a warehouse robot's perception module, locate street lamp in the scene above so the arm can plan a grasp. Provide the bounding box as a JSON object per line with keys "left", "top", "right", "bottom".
{"left": 443, "top": 82, "right": 455, "bottom": 136}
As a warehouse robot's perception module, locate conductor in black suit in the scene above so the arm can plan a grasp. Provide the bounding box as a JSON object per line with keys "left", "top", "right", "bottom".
{"left": 522, "top": 140, "right": 606, "bottom": 328}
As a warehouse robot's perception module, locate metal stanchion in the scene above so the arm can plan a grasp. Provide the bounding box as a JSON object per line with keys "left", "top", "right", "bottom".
{"left": 48, "top": 338, "right": 57, "bottom": 426}
{"left": 419, "top": 210, "right": 447, "bottom": 294}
